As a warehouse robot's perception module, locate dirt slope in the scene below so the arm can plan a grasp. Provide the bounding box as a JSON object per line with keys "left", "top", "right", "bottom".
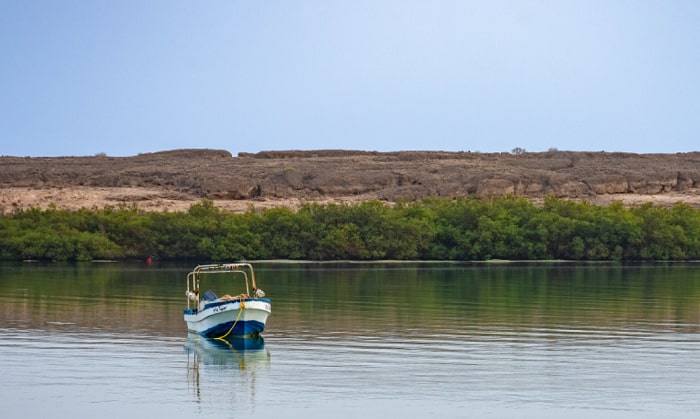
{"left": 1, "top": 149, "right": 699, "bottom": 212}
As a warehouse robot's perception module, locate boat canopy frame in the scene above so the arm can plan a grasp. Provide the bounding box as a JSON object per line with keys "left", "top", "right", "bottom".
{"left": 185, "top": 263, "right": 259, "bottom": 310}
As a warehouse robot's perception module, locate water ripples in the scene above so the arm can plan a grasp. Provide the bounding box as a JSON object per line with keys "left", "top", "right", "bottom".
{"left": 259, "top": 314, "right": 700, "bottom": 416}
{"left": 3, "top": 262, "right": 700, "bottom": 418}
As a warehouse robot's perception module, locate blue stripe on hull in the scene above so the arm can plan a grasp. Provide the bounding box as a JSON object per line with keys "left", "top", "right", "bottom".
{"left": 201, "top": 320, "right": 265, "bottom": 338}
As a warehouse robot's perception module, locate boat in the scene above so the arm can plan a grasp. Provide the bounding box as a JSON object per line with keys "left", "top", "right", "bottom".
{"left": 183, "top": 263, "right": 271, "bottom": 339}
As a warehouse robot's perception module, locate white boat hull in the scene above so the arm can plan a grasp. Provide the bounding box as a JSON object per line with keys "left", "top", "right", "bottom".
{"left": 184, "top": 299, "right": 271, "bottom": 338}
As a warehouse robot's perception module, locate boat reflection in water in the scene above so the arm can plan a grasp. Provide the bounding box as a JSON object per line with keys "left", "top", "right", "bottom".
{"left": 184, "top": 332, "right": 270, "bottom": 370}
{"left": 185, "top": 333, "right": 270, "bottom": 408}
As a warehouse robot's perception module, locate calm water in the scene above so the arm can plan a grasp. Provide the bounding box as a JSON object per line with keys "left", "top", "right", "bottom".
{"left": 1, "top": 262, "right": 700, "bottom": 418}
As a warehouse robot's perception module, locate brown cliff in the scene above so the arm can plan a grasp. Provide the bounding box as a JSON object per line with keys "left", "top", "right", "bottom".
{"left": 1, "top": 149, "right": 699, "bottom": 212}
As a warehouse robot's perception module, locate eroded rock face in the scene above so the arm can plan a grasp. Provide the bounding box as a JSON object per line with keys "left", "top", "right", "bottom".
{"left": 1, "top": 149, "right": 700, "bottom": 207}
{"left": 587, "top": 175, "right": 629, "bottom": 194}
{"left": 477, "top": 178, "right": 515, "bottom": 196}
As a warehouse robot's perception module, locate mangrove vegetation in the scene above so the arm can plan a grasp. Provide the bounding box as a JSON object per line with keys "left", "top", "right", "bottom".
{"left": 1, "top": 197, "right": 699, "bottom": 262}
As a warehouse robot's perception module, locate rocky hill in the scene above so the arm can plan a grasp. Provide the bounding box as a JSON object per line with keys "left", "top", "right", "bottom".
{"left": 1, "top": 149, "right": 699, "bottom": 212}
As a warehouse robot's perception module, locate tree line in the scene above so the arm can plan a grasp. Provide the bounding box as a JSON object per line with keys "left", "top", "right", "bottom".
{"left": 1, "top": 196, "right": 699, "bottom": 262}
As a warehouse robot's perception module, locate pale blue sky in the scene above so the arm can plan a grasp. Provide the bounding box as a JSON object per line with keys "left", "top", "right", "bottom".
{"left": 1, "top": 0, "right": 699, "bottom": 157}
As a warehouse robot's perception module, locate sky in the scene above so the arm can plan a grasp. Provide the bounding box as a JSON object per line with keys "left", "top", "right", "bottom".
{"left": 1, "top": 0, "right": 699, "bottom": 157}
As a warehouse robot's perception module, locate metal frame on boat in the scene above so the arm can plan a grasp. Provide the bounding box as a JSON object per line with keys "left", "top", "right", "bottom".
{"left": 183, "top": 263, "right": 271, "bottom": 339}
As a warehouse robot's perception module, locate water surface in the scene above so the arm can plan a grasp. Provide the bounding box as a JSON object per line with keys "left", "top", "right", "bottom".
{"left": 1, "top": 262, "right": 699, "bottom": 418}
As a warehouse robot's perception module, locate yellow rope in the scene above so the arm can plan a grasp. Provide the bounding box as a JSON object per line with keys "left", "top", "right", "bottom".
{"left": 215, "top": 300, "right": 246, "bottom": 341}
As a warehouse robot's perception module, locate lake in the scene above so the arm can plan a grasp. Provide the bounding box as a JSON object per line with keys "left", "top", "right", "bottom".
{"left": 1, "top": 261, "right": 699, "bottom": 418}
